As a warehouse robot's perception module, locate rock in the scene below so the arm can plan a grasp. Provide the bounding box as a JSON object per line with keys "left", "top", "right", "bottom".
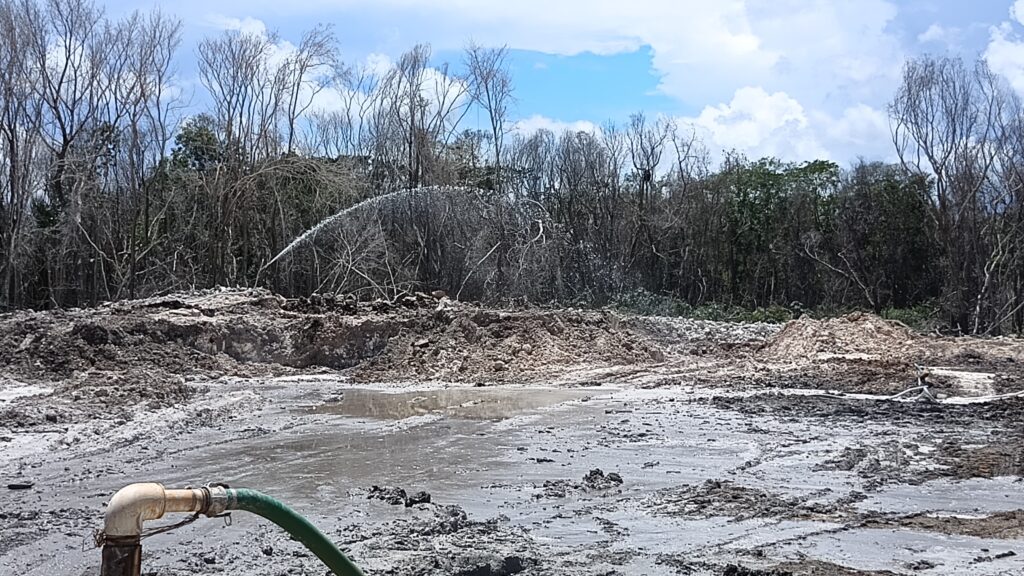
{"left": 492, "top": 361, "right": 507, "bottom": 372}
{"left": 202, "top": 555, "right": 216, "bottom": 565}
{"left": 452, "top": 554, "right": 534, "bottom": 576}
{"left": 405, "top": 491, "right": 432, "bottom": 507}
{"left": 368, "top": 485, "right": 407, "bottom": 506}
{"left": 520, "top": 343, "right": 532, "bottom": 354}
{"left": 431, "top": 290, "right": 446, "bottom": 299}
{"left": 44, "top": 411, "right": 58, "bottom": 423}
{"left": 94, "top": 388, "right": 110, "bottom": 398}
{"left": 414, "top": 338, "right": 430, "bottom": 348}
{"left": 7, "top": 482, "right": 34, "bottom": 490}
{"left": 262, "top": 546, "right": 274, "bottom": 556}
{"left": 582, "top": 469, "right": 623, "bottom": 490}
{"left": 906, "top": 559, "right": 938, "bottom": 571}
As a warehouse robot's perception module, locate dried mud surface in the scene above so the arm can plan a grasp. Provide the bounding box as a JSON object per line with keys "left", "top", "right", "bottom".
{"left": 2, "top": 289, "right": 1024, "bottom": 575}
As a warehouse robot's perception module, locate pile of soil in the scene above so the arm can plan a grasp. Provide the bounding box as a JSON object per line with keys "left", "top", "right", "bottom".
{"left": 761, "top": 313, "right": 919, "bottom": 364}
{"left": 353, "top": 308, "right": 664, "bottom": 383}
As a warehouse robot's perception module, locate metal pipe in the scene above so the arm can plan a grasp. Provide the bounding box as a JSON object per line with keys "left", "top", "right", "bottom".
{"left": 100, "top": 483, "right": 228, "bottom": 576}
{"left": 99, "top": 483, "right": 363, "bottom": 576}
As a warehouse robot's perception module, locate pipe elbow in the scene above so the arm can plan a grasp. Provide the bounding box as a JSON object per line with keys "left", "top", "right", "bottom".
{"left": 104, "top": 483, "right": 169, "bottom": 538}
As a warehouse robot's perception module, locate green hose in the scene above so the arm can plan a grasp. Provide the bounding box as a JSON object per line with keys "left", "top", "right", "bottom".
{"left": 227, "top": 488, "right": 365, "bottom": 576}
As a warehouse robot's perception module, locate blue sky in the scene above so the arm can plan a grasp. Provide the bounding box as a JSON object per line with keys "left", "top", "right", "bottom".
{"left": 104, "top": 0, "right": 1024, "bottom": 163}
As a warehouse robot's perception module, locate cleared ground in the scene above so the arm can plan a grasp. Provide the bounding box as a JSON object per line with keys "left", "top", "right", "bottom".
{"left": 1, "top": 289, "right": 1023, "bottom": 575}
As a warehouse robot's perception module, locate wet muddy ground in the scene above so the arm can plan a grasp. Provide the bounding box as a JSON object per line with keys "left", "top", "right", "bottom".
{"left": 1, "top": 290, "right": 1023, "bottom": 575}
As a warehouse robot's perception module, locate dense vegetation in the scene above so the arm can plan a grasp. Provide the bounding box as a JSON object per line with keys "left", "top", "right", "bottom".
{"left": 2, "top": 0, "right": 1023, "bottom": 334}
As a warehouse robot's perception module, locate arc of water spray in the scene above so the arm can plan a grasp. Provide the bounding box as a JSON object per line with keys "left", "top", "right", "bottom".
{"left": 260, "top": 186, "right": 480, "bottom": 272}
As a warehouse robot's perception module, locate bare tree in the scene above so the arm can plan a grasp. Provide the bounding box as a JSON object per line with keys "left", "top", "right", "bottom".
{"left": 465, "top": 42, "right": 513, "bottom": 191}
{"left": 890, "top": 55, "right": 1013, "bottom": 332}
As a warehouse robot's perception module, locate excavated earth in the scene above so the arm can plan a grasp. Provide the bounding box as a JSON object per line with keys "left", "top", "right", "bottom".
{"left": 1, "top": 288, "right": 1024, "bottom": 575}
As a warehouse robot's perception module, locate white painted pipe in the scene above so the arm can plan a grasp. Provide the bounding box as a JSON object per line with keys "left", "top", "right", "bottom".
{"left": 101, "top": 483, "right": 230, "bottom": 576}
{"left": 104, "top": 483, "right": 204, "bottom": 537}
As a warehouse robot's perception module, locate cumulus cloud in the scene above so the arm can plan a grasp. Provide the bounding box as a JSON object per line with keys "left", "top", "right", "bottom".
{"left": 1013, "top": 0, "right": 1024, "bottom": 26}
{"left": 187, "top": 0, "right": 909, "bottom": 162}
{"left": 986, "top": 23, "right": 1024, "bottom": 94}
{"left": 513, "top": 115, "right": 598, "bottom": 136}
{"left": 687, "top": 87, "right": 827, "bottom": 161}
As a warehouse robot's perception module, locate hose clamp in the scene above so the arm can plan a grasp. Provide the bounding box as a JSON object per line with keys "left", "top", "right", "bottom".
{"left": 203, "top": 484, "right": 230, "bottom": 517}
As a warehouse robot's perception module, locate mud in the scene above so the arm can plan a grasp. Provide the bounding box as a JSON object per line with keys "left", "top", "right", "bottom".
{"left": 2, "top": 290, "right": 1024, "bottom": 575}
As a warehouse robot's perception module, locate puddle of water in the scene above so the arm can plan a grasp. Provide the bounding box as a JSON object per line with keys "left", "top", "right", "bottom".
{"left": 307, "top": 387, "right": 599, "bottom": 421}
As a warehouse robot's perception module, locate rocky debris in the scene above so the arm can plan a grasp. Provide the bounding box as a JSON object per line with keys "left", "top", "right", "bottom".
{"left": 723, "top": 565, "right": 794, "bottom": 576}
{"left": 973, "top": 550, "right": 1017, "bottom": 563}
{"left": 366, "top": 486, "right": 433, "bottom": 508}
{"left": 647, "top": 480, "right": 841, "bottom": 521}
{"left": 346, "top": 504, "right": 540, "bottom": 575}
{"left": 367, "top": 485, "right": 408, "bottom": 506}
{"left": 405, "top": 491, "right": 432, "bottom": 507}
{"left": 625, "top": 316, "right": 779, "bottom": 353}
{"left": 582, "top": 469, "right": 623, "bottom": 490}
{"left": 535, "top": 469, "right": 625, "bottom": 499}
{"left": 866, "top": 511, "right": 1024, "bottom": 540}
{"left": 813, "top": 434, "right": 1024, "bottom": 488}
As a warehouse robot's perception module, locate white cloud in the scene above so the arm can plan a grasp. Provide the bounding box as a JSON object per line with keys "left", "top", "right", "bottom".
{"left": 683, "top": 89, "right": 892, "bottom": 163}
{"left": 186, "top": 0, "right": 907, "bottom": 162}
{"left": 1013, "top": 0, "right": 1024, "bottom": 26}
{"left": 364, "top": 53, "right": 393, "bottom": 77}
{"left": 688, "top": 87, "right": 827, "bottom": 161}
{"left": 513, "top": 114, "right": 598, "bottom": 136}
{"left": 986, "top": 23, "right": 1024, "bottom": 94}
{"left": 205, "top": 14, "right": 268, "bottom": 36}
{"left": 919, "top": 23, "right": 945, "bottom": 43}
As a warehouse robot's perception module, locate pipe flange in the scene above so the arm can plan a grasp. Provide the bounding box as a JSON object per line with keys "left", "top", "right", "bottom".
{"left": 204, "top": 485, "right": 230, "bottom": 517}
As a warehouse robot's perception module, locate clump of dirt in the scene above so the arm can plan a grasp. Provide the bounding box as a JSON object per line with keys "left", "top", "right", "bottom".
{"left": 0, "top": 369, "right": 202, "bottom": 428}
{"left": 583, "top": 468, "right": 623, "bottom": 490}
{"left": 937, "top": 440, "right": 1024, "bottom": 479}
{"left": 534, "top": 469, "right": 625, "bottom": 499}
{"left": 366, "top": 486, "right": 433, "bottom": 507}
{"left": 735, "top": 560, "right": 899, "bottom": 576}
{"left": 865, "top": 510, "right": 1024, "bottom": 539}
{"left": 762, "top": 313, "right": 919, "bottom": 364}
{"left": 646, "top": 480, "right": 839, "bottom": 521}
{"left": 345, "top": 504, "right": 540, "bottom": 576}
{"left": 710, "top": 393, "right": 1024, "bottom": 426}
{"left": 657, "top": 557, "right": 899, "bottom": 575}
{"left": 815, "top": 435, "right": 1024, "bottom": 488}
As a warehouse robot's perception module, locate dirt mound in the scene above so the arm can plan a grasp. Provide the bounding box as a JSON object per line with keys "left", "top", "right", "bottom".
{"left": 0, "top": 289, "right": 681, "bottom": 404}
{"left": 761, "top": 313, "right": 919, "bottom": 364}
{"left": 352, "top": 307, "right": 664, "bottom": 383}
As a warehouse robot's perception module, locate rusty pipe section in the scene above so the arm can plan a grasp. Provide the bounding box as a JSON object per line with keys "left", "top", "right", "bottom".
{"left": 100, "top": 483, "right": 228, "bottom": 576}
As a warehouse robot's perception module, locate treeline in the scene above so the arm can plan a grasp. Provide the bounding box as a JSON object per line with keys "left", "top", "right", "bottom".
{"left": 1, "top": 0, "right": 1022, "bottom": 334}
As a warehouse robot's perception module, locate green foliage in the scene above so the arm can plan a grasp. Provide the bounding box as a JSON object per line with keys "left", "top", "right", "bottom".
{"left": 882, "top": 304, "right": 942, "bottom": 331}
